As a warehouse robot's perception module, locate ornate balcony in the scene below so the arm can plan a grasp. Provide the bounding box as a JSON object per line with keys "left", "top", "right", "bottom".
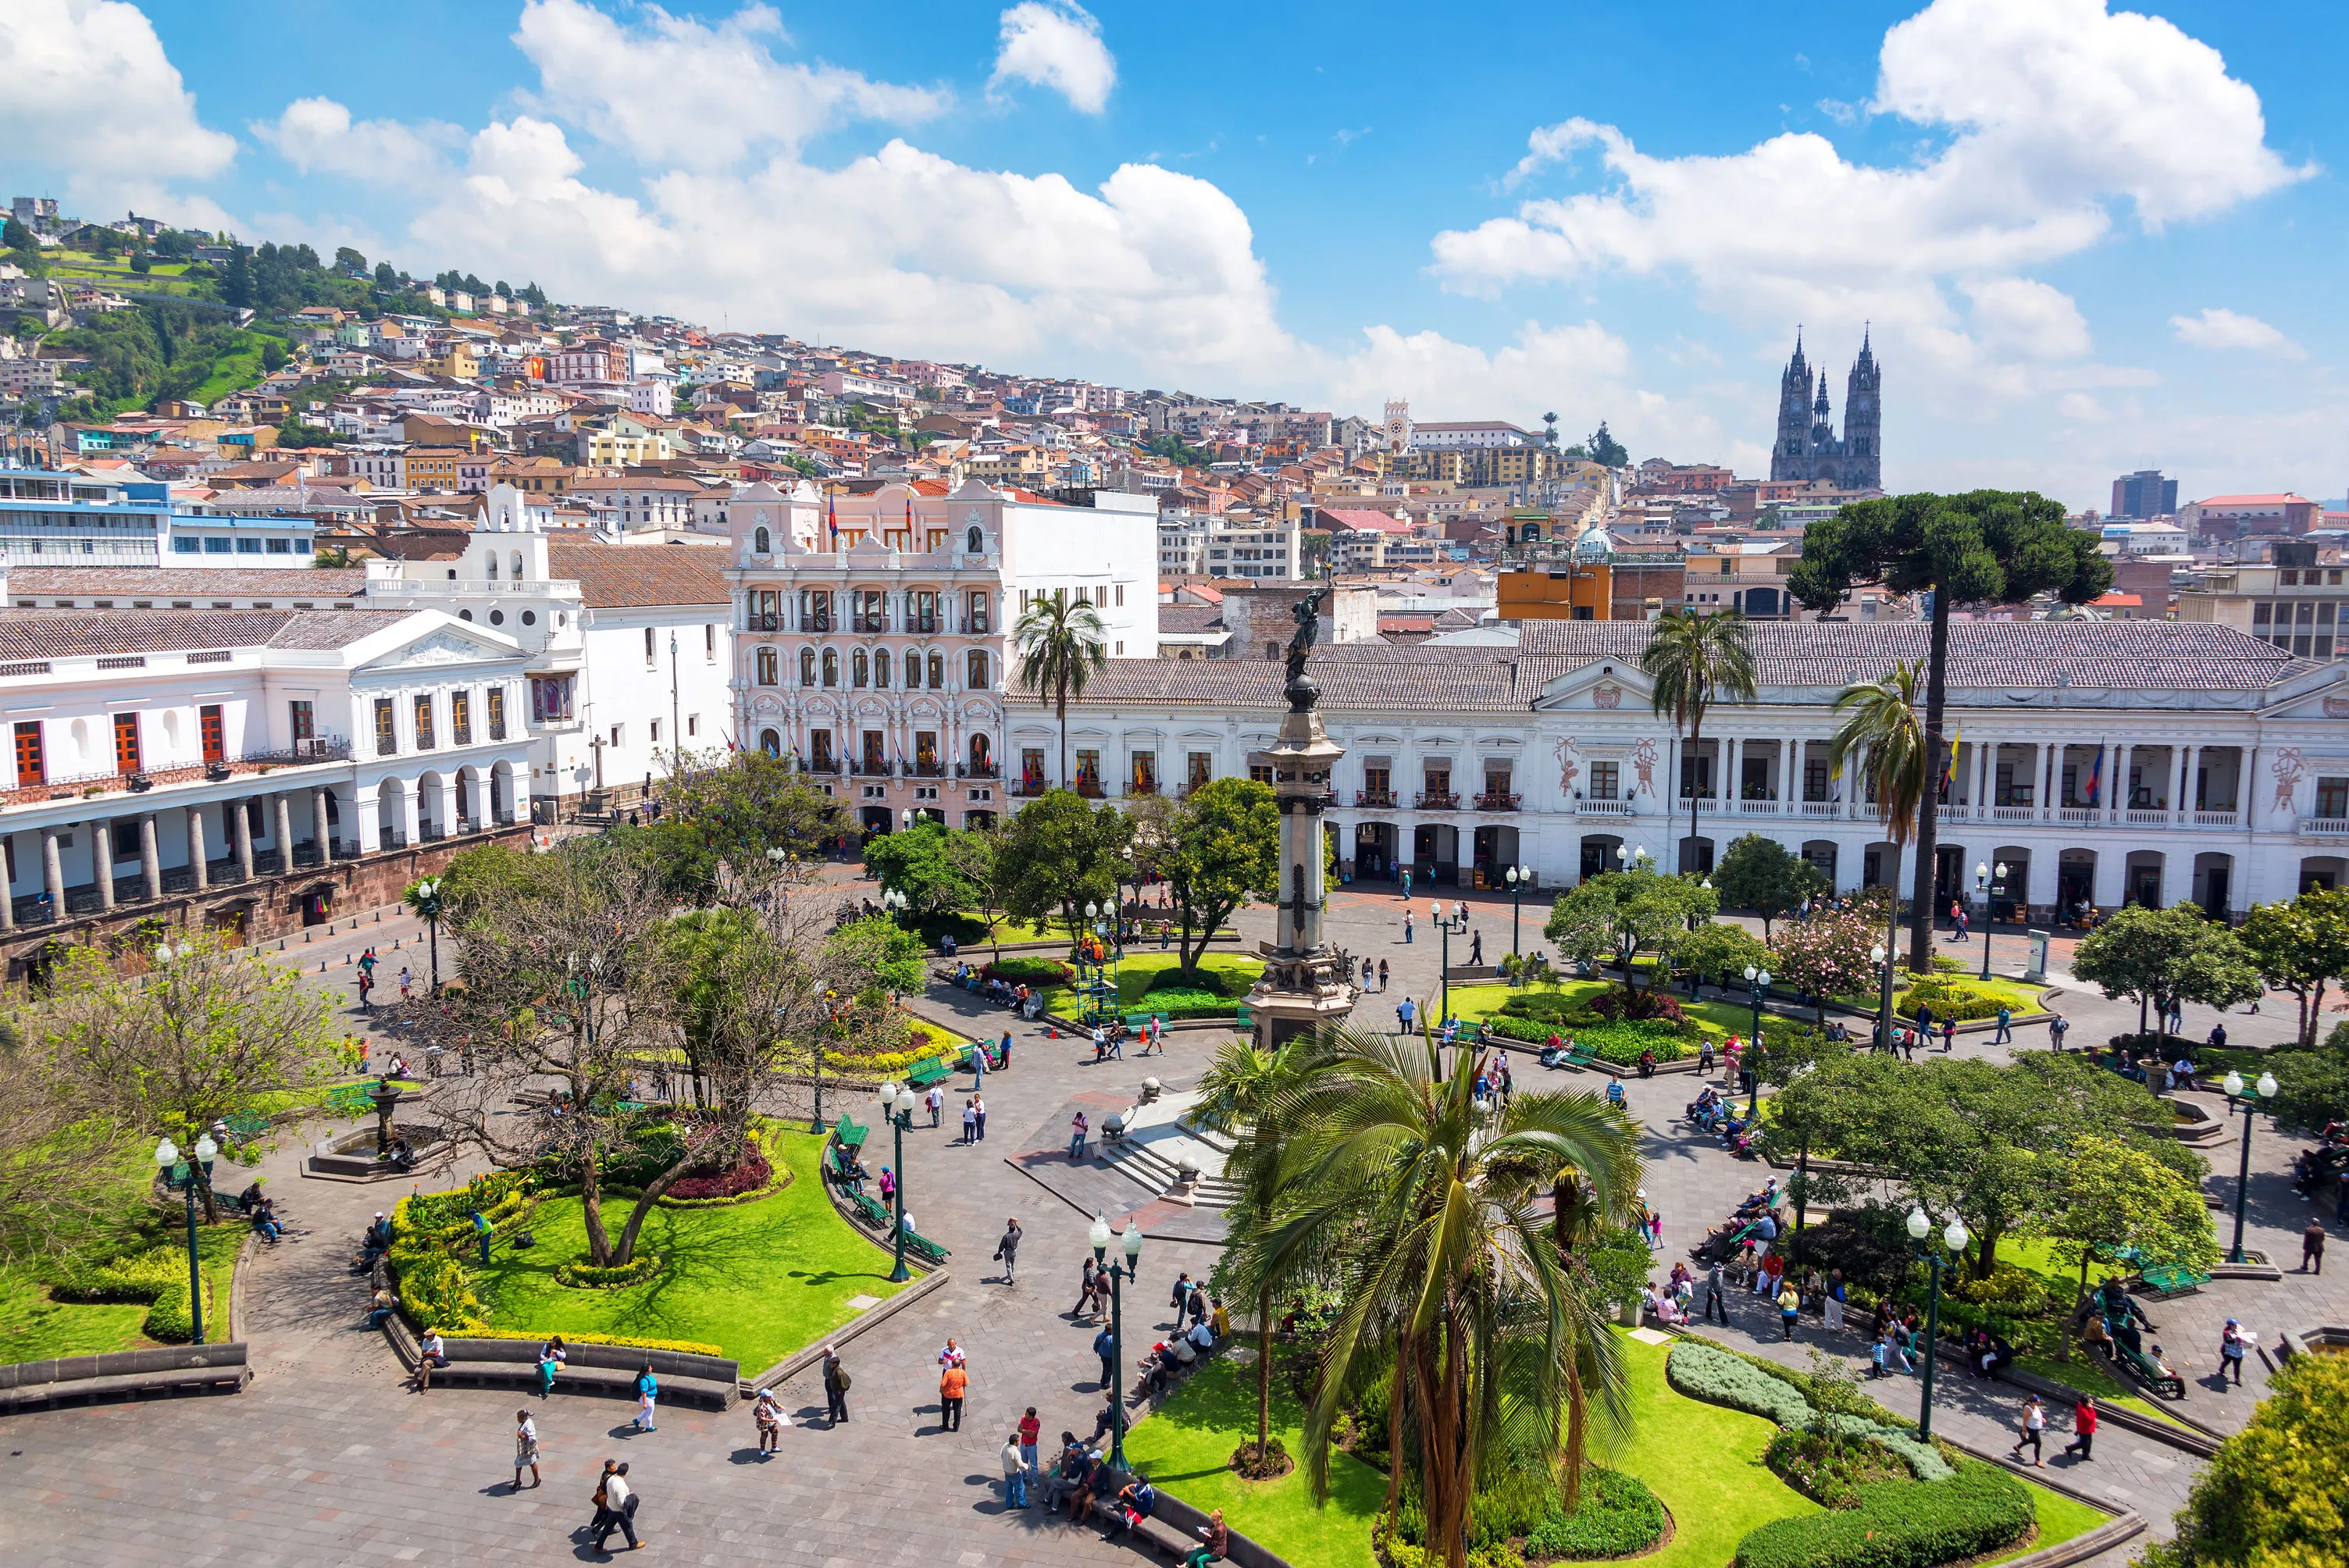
{"left": 1474, "top": 790, "right": 1520, "bottom": 812}
{"left": 1356, "top": 789, "right": 1395, "bottom": 808}
{"left": 0, "top": 738, "right": 354, "bottom": 810}
{"left": 1415, "top": 789, "right": 1460, "bottom": 811}
{"left": 1575, "top": 798, "right": 1632, "bottom": 817}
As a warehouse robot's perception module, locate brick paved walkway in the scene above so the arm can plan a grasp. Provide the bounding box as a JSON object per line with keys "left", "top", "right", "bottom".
{"left": 5, "top": 869, "right": 2340, "bottom": 1565}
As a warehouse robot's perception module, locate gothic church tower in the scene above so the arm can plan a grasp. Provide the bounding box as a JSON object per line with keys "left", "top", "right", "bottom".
{"left": 1766, "top": 330, "right": 1882, "bottom": 488}
{"left": 1842, "top": 330, "right": 1881, "bottom": 490}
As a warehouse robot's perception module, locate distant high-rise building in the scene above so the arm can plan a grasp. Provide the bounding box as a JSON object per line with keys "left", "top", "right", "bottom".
{"left": 1768, "top": 331, "right": 1880, "bottom": 490}
{"left": 2110, "top": 470, "right": 2178, "bottom": 520}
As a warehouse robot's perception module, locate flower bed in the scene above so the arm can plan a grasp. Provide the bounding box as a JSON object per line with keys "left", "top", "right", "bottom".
{"left": 1765, "top": 1427, "right": 1912, "bottom": 1509}
{"left": 1523, "top": 1467, "right": 1670, "bottom": 1561}
{"left": 554, "top": 1251, "right": 668, "bottom": 1290}
{"left": 664, "top": 1138, "right": 772, "bottom": 1202}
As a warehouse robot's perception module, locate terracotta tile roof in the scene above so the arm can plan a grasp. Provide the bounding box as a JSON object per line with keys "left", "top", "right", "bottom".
{"left": 9, "top": 567, "right": 369, "bottom": 598}
{"left": 1157, "top": 605, "right": 1224, "bottom": 634}
{"left": 1315, "top": 508, "right": 1412, "bottom": 534}
{"left": 544, "top": 542, "right": 731, "bottom": 608}
{"left": 0, "top": 608, "right": 408, "bottom": 659}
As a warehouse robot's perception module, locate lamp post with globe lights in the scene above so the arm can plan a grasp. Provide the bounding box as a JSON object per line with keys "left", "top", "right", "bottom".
{"left": 154, "top": 1131, "right": 219, "bottom": 1345}
{"left": 875, "top": 1081, "right": 914, "bottom": 1282}
{"left": 1503, "top": 863, "right": 1532, "bottom": 960}
{"left": 1905, "top": 1206, "right": 1970, "bottom": 1439}
{"left": 1742, "top": 964, "right": 1773, "bottom": 1116}
{"left": 1973, "top": 861, "right": 2005, "bottom": 981}
{"left": 1088, "top": 1214, "right": 1146, "bottom": 1468}
{"left": 2222, "top": 1069, "right": 2279, "bottom": 1263}
{"left": 1431, "top": 899, "right": 1470, "bottom": 1024}
{"left": 1870, "top": 941, "right": 1896, "bottom": 1053}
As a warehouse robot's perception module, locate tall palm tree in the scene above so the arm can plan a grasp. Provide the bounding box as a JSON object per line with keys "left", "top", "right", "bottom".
{"left": 1013, "top": 593, "right": 1108, "bottom": 787}
{"left": 1256, "top": 1025, "right": 1642, "bottom": 1568}
{"left": 1827, "top": 661, "right": 1931, "bottom": 1047}
{"left": 1190, "top": 1034, "right": 1298, "bottom": 1470}
{"left": 1639, "top": 610, "right": 1756, "bottom": 878}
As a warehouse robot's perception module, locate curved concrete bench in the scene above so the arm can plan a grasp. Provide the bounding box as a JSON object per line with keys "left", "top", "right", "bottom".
{"left": 385, "top": 1318, "right": 738, "bottom": 1409}
{"left": 0, "top": 1343, "right": 250, "bottom": 1413}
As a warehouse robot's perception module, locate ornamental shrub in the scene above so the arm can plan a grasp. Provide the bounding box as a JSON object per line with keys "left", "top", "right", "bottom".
{"left": 1765, "top": 1426, "right": 1912, "bottom": 1509}
{"left": 1893, "top": 977, "right": 2016, "bottom": 1022}
{"left": 443, "top": 1328, "right": 724, "bottom": 1356}
{"left": 1733, "top": 1461, "right": 2033, "bottom": 1568}
{"left": 983, "top": 957, "right": 1072, "bottom": 985}
{"left": 554, "top": 1251, "right": 667, "bottom": 1289}
{"left": 665, "top": 1139, "right": 772, "bottom": 1201}
{"left": 2140, "top": 1349, "right": 2349, "bottom": 1568}
{"left": 1521, "top": 1467, "right": 1669, "bottom": 1559}
{"left": 1666, "top": 1341, "right": 1813, "bottom": 1427}
{"left": 1588, "top": 985, "right": 1686, "bottom": 1024}
{"left": 52, "top": 1246, "right": 214, "bottom": 1342}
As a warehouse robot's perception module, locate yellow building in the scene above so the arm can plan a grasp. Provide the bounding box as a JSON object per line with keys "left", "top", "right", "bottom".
{"left": 419, "top": 345, "right": 480, "bottom": 380}
{"left": 583, "top": 428, "right": 675, "bottom": 465}
{"left": 1498, "top": 561, "right": 1614, "bottom": 620}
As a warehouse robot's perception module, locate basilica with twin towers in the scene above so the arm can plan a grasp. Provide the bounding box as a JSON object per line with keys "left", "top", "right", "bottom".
{"left": 1770, "top": 330, "right": 1882, "bottom": 490}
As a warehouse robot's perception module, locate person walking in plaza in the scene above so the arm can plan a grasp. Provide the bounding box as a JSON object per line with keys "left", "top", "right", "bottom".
{"left": 2304, "top": 1220, "right": 2326, "bottom": 1274}
{"left": 514, "top": 1409, "right": 541, "bottom": 1491}
{"left": 1378, "top": 958, "right": 1389, "bottom": 992}
{"left": 973, "top": 1092, "right": 989, "bottom": 1142}
{"left": 592, "top": 1460, "right": 642, "bottom": 1553}
{"left": 2060, "top": 1396, "right": 2096, "bottom": 1462}
{"left": 2219, "top": 1319, "right": 2249, "bottom": 1388}
{"left": 995, "top": 1217, "right": 1021, "bottom": 1285}
{"left": 399, "top": 965, "right": 412, "bottom": 1002}
{"left": 1069, "top": 1110, "right": 1089, "bottom": 1160}
{"left": 355, "top": 967, "right": 373, "bottom": 1009}
{"left": 2009, "top": 1395, "right": 2047, "bottom": 1466}
{"left": 1992, "top": 1004, "right": 2012, "bottom": 1046}
{"left": 926, "top": 1082, "right": 943, "bottom": 1127}
{"left": 754, "top": 1387, "right": 785, "bottom": 1455}
{"left": 1703, "top": 1260, "right": 1728, "bottom": 1324}
{"left": 963, "top": 1097, "right": 978, "bottom": 1145}
{"left": 1470, "top": 929, "right": 1483, "bottom": 967}
{"left": 633, "top": 1361, "right": 658, "bottom": 1431}
{"left": 1396, "top": 996, "right": 1416, "bottom": 1036}
{"left": 822, "top": 1346, "right": 850, "bottom": 1424}
{"left": 1403, "top": 907, "right": 1414, "bottom": 944}
{"left": 1402, "top": 867, "right": 1412, "bottom": 899}
{"left": 1094, "top": 1324, "right": 1116, "bottom": 1389}
{"left": 2048, "top": 1012, "right": 2069, "bottom": 1049}
{"left": 1076, "top": 1256, "right": 1103, "bottom": 1318}
{"left": 1777, "top": 1279, "right": 1801, "bottom": 1341}
{"left": 1001, "top": 1432, "right": 1029, "bottom": 1508}
{"left": 938, "top": 1355, "right": 968, "bottom": 1432}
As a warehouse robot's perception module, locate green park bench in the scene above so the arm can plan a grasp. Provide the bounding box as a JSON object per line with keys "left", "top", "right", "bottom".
{"left": 904, "top": 1057, "right": 953, "bottom": 1090}
{"left": 2114, "top": 1340, "right": 2186, "bottom": 1399}
{"left": 830, "top": 1115, "right": 869, "bottom": 1155}
{"left": 1124, "top": 1012, "right": 1150, "bottom": 1033}
{"left": 2137, "top": 1263, "right": 2212, "bottom": 1299}
{"left": 904, "top": 1228, "right": 950, "bottom": 1267}
{"left": 1235, "top": 1003, "right": 1253, "bottom": 1029}
{"left": 848, "top": 1190, "right": 892, "bottom": 1229}
{"left": 825, "top": 1144, "right": 859, "bottom": 1185}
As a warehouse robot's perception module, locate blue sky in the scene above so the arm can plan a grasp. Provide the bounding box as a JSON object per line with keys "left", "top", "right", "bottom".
{"left": 7, "top": 0, "right": 2345, "bottom": 508}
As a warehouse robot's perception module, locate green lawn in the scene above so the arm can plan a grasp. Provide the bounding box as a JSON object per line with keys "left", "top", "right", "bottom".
{"left": 1040, "top": 950, "right": 1264, "bottom": 1017}
{"left": 0, "top": 1217, "right": 242, "bottom": 1361}
{"left": 1442, "top": 981, "right": 1752, "bottom": 1043}
{"left": 1989, "top": 1481, "right": 2112, "bottom": 1565}
{"left": 1583, "top": 1334, "right": 1820, "bottom": 1568}
{"left": 467, "top": 1128, "right": 908, "bottom": 1370}
{"left": 187, "top": 343, "right": 266, "bottom": 405}
{"left": 1121, "top": 1352, "right": 1387, "bottom": 1568}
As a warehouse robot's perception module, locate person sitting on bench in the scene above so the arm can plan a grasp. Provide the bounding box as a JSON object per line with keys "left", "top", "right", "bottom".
{"left": 1103, "top": 1475, "right": 1157, "bottom": 1541}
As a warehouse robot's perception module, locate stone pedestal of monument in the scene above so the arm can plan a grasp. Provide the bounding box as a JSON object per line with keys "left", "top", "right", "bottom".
{"left": 1243, "top": 614, "right": 1359, "bottom": 1049}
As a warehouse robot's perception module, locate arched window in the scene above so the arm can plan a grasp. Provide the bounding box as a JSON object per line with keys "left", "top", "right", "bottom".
{"left": 927, "top": 652, "right": 945, "bottom": 690}
{"left": 754, "top": 647, "right": 779, "bottom": 685}
{"left": 822, "top": 648, "right": 839, "bottom": 686}
{"left": 965, "top": 649, "right": 989, "bottom": 690}
{"left": 904, "top": 650, "right": 922, "bottom": 688}
{"left": 852, "top": 649, "right": 869, "bottom": 687}
{"left": 969, "top": 733, "right": 993, "bottom": 772}
{"left": 966, "top": 525, "right": 983, "bottom": 554}
{"left": 758, "top": 729, "right": 781, "bottom": 757}
{"left": 873, "top": 647, "right": 889, "bottom": 689}
{"left": 487, "top": 554, "right": 499, "bottom": 580}
{"left": 754, "top": 526, "right": 771, "bottom": 554}
{"left": 799, "top": 647, "right": 816, "bottom": 687}
{"left": 510, "top": 551, "right": 523, "bottom": 580}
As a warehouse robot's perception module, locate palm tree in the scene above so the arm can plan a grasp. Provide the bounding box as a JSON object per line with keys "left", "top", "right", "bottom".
{"left": 1190, "top": 1034, "right": 1298, "bottom": 1470}
{"left": 1827, "top": 661, "right": 1932, "bottom": 1047}
{"left": 1639, "top": 610, "right": 1756, "bottom": 878}
{"left": 1256, "top": 1025, "right": 1642, "bottom": 1567}
{"left": 1012, "top": 593, "right": 1108, "bottom": 787}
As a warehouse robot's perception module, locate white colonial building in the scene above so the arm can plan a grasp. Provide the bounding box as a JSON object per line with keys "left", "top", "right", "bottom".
{"left": 1014, "top": 621, "right": 2349, "bottom": 920}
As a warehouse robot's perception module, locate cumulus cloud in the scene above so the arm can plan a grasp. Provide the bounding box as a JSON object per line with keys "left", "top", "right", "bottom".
{"left": 989, "top": 2, "right": 1116, "bottom": 114}
{"left": 2169, "top": 306, "right": 2304, "bottom": 357}
{"left": 1436, "top": 0, "right": 2308, "bottom": 412}
{"left": 253, "top": 98, "right": 463, "bottom": 189}
{"left": 0, "top": 0, "right": 236, "bottom": 205}
{"left": 514, "top": 0, "right": 946, "bottom": 168}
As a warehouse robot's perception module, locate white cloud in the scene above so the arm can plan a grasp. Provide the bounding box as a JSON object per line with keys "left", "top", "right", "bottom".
{"left": 514, "top": 0, "right": 947, "bottom": 168}
{"left": 989, "top": 2, "right": 1115, "bottom": 114}
{"left": 2169, "top": 306, "right": 2304, "bottom": 357}
{"left": 0, "top": 0, "right": 236, "bottom": 204}
{"left": 1435, "top": 0, "right": 2308, "bottom": 413}
{"left": 253, "top": 98, "right": 462, "bottom": 189}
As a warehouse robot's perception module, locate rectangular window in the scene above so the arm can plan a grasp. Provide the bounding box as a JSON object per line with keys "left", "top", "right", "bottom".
{"left": 112, "top": 821, "right": 139, "bottom": 861}
{"left": 199, "top": 704, "right": 224, "bottom": 764}
{"left": 915, "top": 731, "right": 938, "bottom": 775}
{"left": 289, "top": 700, "right": 315, "bottom": 743}
{"left": 1131, "top": 750, "right": 1157, "bottom": 794}
{"left": 1021, "top": 747, "right": 1046, "bottom": 789}
{"left": 862, "top": 730, "right": 886, "bottom": 772}
{"left": 704, "top": 624, "right": 716, "bottom": 661}
{"left": 1249, "top": 763, "right": 1274, "bottom": 785}
{"left": 1075, "top": 747, "right": 1103, "bottom": 793}
{"left": 266, "top": 537, "right": 291, "bottom": 554}
{"left": 235, "top": 537, "right": 262, "bottom": 554}
{"left": 487, "top": 686, "right": 507, "bottom": 740}
{"left": 644, "top": 626, "right": 657, "bottom": 665}
{"left": 2253, "top": 603, "right": 2272, "bottom": 626}
{"left": 112, "top": 711, "right": 141, "bottom": 775}
{"left": 609, "top": 724, "right": 623, "bottom": 748}
{"left": 2319, "top": 777, "right": 2349, "bottom": 820}
{"left": 171, "top": 536, "right": 200, "bottom": 554}
{"left": 451, "top": 690, "right": 472, "bottom": 747}
{"left": 529, "top": 676, "right": 572, "bottom": 723}
{"left": 1189, "top": 752, "right": 1214, "bottom": 791}
{"left": 1803, "top": 758, "right": 1827, "bottom": 801}
{"left": 810, "top": 729, "right": 835, "bottom": 771}
{"left": 686, "top": 715, "right": 699, "bottom": 737}
{"left": 1591, "top": 761, "right": 1620, "bottom": 801}
{"left": 650, "top": 719, "right": 661, "bottom": 744}
{"left": 12, "top": 720, "right": 44, "bottom": 786}
{"left": 968, "top": 591, "right": 989, "bottom": 633}
{"left": 374, "top": 698, "right": 397, "bottom": 756}
{"left": 966, "top": 650, "right": 989, "bottom": 689}
{"left": 413, "top": 695, "right": 436, "bottom": 750}
{"left": 1114, "top": 584, "right": 1125, "bottom": 607}
{"left": 201, "top": 537, "right": 230, "bottom": 554}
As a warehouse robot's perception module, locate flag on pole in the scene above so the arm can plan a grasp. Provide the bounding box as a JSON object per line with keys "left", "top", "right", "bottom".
{"left": 826, "top": 489, "right": 837, "bottom": 543}
{"left": 1944, "top": 728, "right": 1960, "bottom": 789}
{"left": 2083, "top": 745, "right": 2102, "bottom": 806}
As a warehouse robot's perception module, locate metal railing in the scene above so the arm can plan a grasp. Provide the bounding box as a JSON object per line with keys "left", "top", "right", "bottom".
{"left": 1356, "top": 789, "right": 1395, "bottom": 808}
{"left": 1, "top": 738, "right": 352, "bottom": 809}
{"left": 1415, "top": 790, "right": 1460, "bottom": 811}
{"left": 849, "top": 760, "right": 893, "bottom": 778}
{"left": 954, "top": 761, "right": 1000, "bottom": 779}
{"left": 1474, "top": 790, "right": 1520, "bottom": 811}
{"left": 911, "top": 762, "right": 946, "bottom": 779}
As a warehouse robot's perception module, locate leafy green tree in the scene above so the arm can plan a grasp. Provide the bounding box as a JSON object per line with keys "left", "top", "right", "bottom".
{"left": 1639, "top": 609, "right": 1756, "bottom": 876}
{"left": 2041, "top": 1136, "right": 2220, "bottom": 1352}
{"left": 2073, "top": 903, "right": 2262, "bottom": 1046}
{"left": 824, "top": 914, "right": 925, "bottom": 1005}
{"left": 2, "top": 216, "right": 34, "bottom": 251}
{"left": 1583, "top": 421, "right": 1628, "bottom": 467}
{"left": 520, "top": 280, "right": 547, "bottom": 308}
{"left": 1677, "top": 921, "right": 1771, "bottom": 991}
{"left": 2140, "top": 1351, "right": 2349, "bottom": 1568}
{"left": 0, "top": 989, "right": 145, "bottom": 1259}
{"left": 1543, "top": 868, "right": 1718, "bottom": 1002}
{"left": 219, "top": 244, "right": 252, "bottom": 309}
{"left": 333, "top": 246, "right": 368, "bottom": 276}
{"left": 259, "top": 336, "right": 289, "bottom": 372}
{"left": 1158, "top": 777, "right": 1281, "bottom": 983}
{"left": 1713, "top": 833, "right": 1827, "bottom": 939}
{"left": 1791, "top": 492, "right": 2112, "bottom": 969}
{"left": 2239, "top": 889, "right": 2349, "bottom": 1047}
{"left": 1828, "top": 660, "right": 1931, "bottom": 1009}
{"left": 372, "top": 260, "right": 397, "bottom": 288}
{"left": 995, "top": 789, "right": 1132, "bottom": 947}
{"left": 655, "top": 747, "right": 851, "bottom": 869}
{"left": 1255, "top": 1027, "right": 1643, "bottom": 1551}
{"left": 2267, "top": 1026, "right": 2349, "bottom": 1136}
{"left": 861, "top": 821, "right": 977, "bottom": 914}
{"left": 945, "top": 822, "right": 1010, "bottom": 957}
{"left": 1192, "top": 1034, "right": 1303, "bottom": 1469}
{"left": 1012, "top": 593, "right": 1108, "bottom": 786}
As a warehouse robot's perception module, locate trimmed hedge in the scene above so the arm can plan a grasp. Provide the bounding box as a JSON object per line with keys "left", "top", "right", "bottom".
{"left": 554, "top": 1251, "right": 668, "bottom": 1290}
{"left": 1893, "top": 978, "right": 2016, "bottom": 1023}
{"left": 444, "top": 1327, "right": 724, "bottom": 1356}
{"left": 1667, "top": 1341, "right": 1813, "bottom": 1427}
{"left": 51, "top": 1246, "right": 213, "bottom": 1344}
{"left": 983, "top": 956, "right": 1073, "bottom": 985}
{"left": 1523, "top": 1466, "right": 1669, "bottom": 1560}
{"left": 1733, "top": 1461, "right": 2034, "bottom": 1568}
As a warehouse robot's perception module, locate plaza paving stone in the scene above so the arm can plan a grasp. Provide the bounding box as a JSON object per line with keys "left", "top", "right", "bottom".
{"left": 3, "top": 868, "right": 2339, "bottom": 1565}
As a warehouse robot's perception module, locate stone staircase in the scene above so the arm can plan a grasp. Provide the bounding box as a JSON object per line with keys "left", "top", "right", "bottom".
{"left": 1093, "top": 1092, "right": 1246, "bottom": 1209}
